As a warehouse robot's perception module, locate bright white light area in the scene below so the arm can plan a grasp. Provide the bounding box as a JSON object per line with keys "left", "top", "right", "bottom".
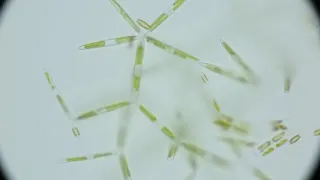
{"left": 1, "top": 0, "right": 320, "bottom": 180}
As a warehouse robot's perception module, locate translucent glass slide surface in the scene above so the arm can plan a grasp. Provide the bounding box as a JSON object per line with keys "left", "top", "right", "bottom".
{"left": 1, "top": 0, "right": 320, "bottom": 180}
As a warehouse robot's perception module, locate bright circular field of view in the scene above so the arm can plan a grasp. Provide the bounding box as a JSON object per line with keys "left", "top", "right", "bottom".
{"left": 1, "top": 0, "right": 320, "bottom": 180}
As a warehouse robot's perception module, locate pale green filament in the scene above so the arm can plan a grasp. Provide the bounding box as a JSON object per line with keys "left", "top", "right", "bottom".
{"left": 116, "top": 36, "right": 136, "bottom": 44}
{"left": 221, "top": 40, "right": 236, "bottom": 55}
{"left": 104, "top": 101, "right": 130, "bottom": 112}
{"left": 232, "top": 122, "right": 250, "bottom": 134}
{"left": 161, "top": 126, "right": 176, "bottom": 139}
{"left": 44, "top": 70, "right": 81, "bottom": 137}
{"left": 137, "top": 19, "right": 151, "bottom": 30}
{"left": 66, "top": 156, "right": 88, "bottom": 162}
{"left": 79, "top": 36, "right": 136, "bottom": 50}
{"left": 117, "top": 122, "right": 128, "bottom": 148}
{"left": 64, "top": 151, "right": 115, "bottom": 163}
{"left": 173, "top": 0, "right": 186, "bottom": 11}
{"left": 150, "top": 13, "right": 168, "bottom": 31}
{"left": 56, "top": 95, "right": 70, "bottom": 114}
{"left": 185, "top": 154, "right": 197, "bottom": 180}
{"left": 219, "top": 137, "right": 242, "bottom": 157}
{"left": 93, "top": 152, "right": 113, "bottom": 159}
{"left": 139, "top": 105, "right": 157, "bottom": 122}
{"left": 213, "top": 118, "right": 232, "bottom": 130}
{"left": 221, "top": 40, "right": 256, "bottom": 82}
{"left": 77, "top": 101, "right": 129, "bottom": 120}
{"left": 202, "top": 63, "right": 248, "bottom": 83}
{"left": 212, "top": 100, "right": 221, "bottom": 112}
{"left": 119, "top": 155, "right": 131, "bottom": 180}
{"left": 135, "top": 42, "right": 145, "bottom": 65}
{"left": 109, "top": 0, "right": 140, "bottom": 33}
{"left": 253, "top": 168, "right": 271, "bottom": 180}
{"left": 182, "top": 143, "right": 206, "bottom": 157}
{"left": 44, "top": 71, "right": 55, "bottom": 90}
{"left": 77, "top": 110, "right": 97, "bottom": 120}
{"left": 167, "top": 144, "right": 179, "bottom": 159}
{"left": 132, "top": 75, "right": 141, "bottom": 92}
{"left": 146, "top": 36, "right": 168, "bottom": 50}
{"left": 149, "top": 0, "right": 186, "bottom": 31}
{"left": 72, "top": 127, "right": 80, "bottom": 137}
{"left": 284, "top": 77, "right": 291, "bottom": 93}
{"left": 83, "top": 40, "right": 105, "bottom": 49}
{"left": 314, "top": 129, "right": 320, "bottom": 136}
{"left": 146, "top": 36, "right": 198, "bottom": 61}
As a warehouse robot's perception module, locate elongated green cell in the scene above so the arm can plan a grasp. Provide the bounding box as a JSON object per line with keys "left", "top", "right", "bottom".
{"left": 77, "top": 101, "right": 130, "bottom": 120}
{"left": 221, "top": 40, "right": 256, "bottom": 81}
{"left": 72, "top": 127, "right": 80, "bottom": 137}
{"left": 146, "top": 36, "right": 169, "bottom": 50}
{"left": 201, "top": 62, "right": 248, "bottom": 83}
{"left": 64, "top": 151, "right": 115, "bottom": 163}
{"left": 44, "top": 71, "right": 70, "bottom": 114}
{"left": 104, "top": 101, "right": 130, "bottom": 112}
{"left": 314, "top": 129, "right": 320, "bottom": 136}
{"left": 258, "top": 141, "right": 271, "bottom": 152}
{"left": 253, "top": 168, "right": 271, "bottom": 180}
{"left": 139, "top": 105, "right": 157, "bottom": 122}
{"left": 149, "top": 0, "right": 186, "bottom": 32}
{"left": 135, "top": 41, "right": 145, "bottom": 65}
{"left": 139, "top": 105, "right": 176, "bottom": 139}
{"left": 150, "top": 13, "right": 168, "bottom": 31}
{"left": 272, "top": 131, "right": 286, "bottom": 142}
{"left": 93, "top": 152, "right": 114, "bottom": 159}
{"left": 119, "top": 154, "right": 131, "bottom": 180}
{"left": 66, "top": 156, "right": 88, "bottom": 162}
{"left": 78, "top": 36, "right": 136, "bottom": 50}
{"left": 289, "top": 134, "right": 301, "bottom": 144}
{"left": 136, "top": 19, "right": 151, "bottom": 30}
{"left": 132, "top": 41, "right": 145, "bottom": 92}
{"left": 276, "top": 139, "right": 287, "bottom": 147}
{"left": 262, "top": 147, "right": 274, "bottom": 156}
{"left": 132, "top": 75, "right": 141, "bottom": 92}
{"left": 56, "top": 95, "right": 70, "bottom": 114}
{"left": 146, "top": 36, "right": 198, "bottom": 61}
{"left": 161, "top": 126, "right": 175, "bottom": 139}
{"left": 213, "top": 118, "right": 232, "bottom": 130}
{"left": 44, "top": 71, "right": 55, "bottom": 90}
{"left": 77, "top": 110, "right": 97, "bottom": 120}
{"left": 173, "top": 49, "right": 198, "bottom": 61}
{"left": 109, "top": 0, "right": 140, "bottom": 33}
{"left": 44, "top": 70, "right": 80, "bottom": 137}
{"left": 212, "top": 100, "right": 221, "bottom": 112}
{"left": 167, "top": 144, "right": 179, "bottom": 159}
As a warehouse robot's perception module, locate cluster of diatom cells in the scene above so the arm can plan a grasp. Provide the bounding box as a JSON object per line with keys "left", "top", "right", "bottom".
{"left": 42, "top": 0, "right": 300, "bottom": 180}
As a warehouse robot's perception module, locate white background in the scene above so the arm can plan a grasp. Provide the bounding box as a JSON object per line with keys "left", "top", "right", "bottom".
{"left": 1, "top": 0, "right": 320, "bottom": 179}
